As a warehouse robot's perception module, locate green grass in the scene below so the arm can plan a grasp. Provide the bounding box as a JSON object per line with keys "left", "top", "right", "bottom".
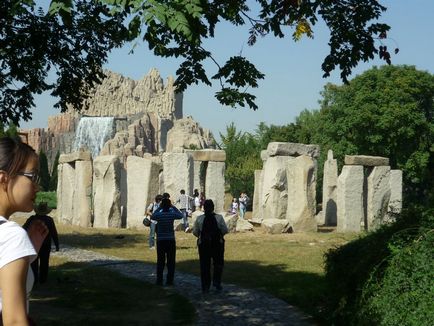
{"left": 29, "top": 257, "right": 195, "bottom": 325}
{"left": 48, "top": 222, "right": 357, "bottom": 322}
{"left": 36, "top": 191, "right": 57, "bottom": 208}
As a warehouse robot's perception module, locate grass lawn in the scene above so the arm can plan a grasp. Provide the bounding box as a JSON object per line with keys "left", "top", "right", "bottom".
{"left": 43, "top": 217, "right": 357, "bottom": 322}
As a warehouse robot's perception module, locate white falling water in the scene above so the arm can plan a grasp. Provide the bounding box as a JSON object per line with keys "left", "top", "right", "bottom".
{"left": 73, "top": 117, "right": 115, "bottom": 158}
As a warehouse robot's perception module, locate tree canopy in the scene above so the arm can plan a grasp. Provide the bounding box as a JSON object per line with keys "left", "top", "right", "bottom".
{"left": 1, "top": 0, "right": 394, "bottom": 124}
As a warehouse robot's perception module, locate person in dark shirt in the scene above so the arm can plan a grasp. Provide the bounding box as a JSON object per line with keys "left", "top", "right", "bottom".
{"left": 23, "top": 202, "right": 59, "bottom": 284}
{"left": 151, "top": 198, "right": 183, "bottom": 286}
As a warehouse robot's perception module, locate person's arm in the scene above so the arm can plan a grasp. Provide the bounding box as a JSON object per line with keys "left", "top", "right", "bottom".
{"left": 50, "top": 217, "right": 60, "bottom": 251}
{"left": 192, "top": 216, "right": 202, "bottom": 237}
{"left": 0, "top": 257, "right": 31, "bottom": 326}
{"left": 170, "top": 206, "right": 184, "bottom": 219}
{"left": 217, "top": 215, "right": 229, "bottom": 235}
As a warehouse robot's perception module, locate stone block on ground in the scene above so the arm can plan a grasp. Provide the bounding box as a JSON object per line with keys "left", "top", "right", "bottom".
{"left": 224, "top": 214, "right": 238, "bottom": 233}
{"left": 249, "top": 218, "right": 263, "bottom": 226}
{"left": 262, "top": 218, "right": 290, "bottom": 234}
{"left": 235, "top": 219, "right": 254, "bottom": 232}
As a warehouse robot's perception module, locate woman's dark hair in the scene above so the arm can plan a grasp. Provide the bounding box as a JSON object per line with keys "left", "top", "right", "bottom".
{"left": 204, "top": 199, "right": 214, "bottom": 215}
{"left": 160, "top": 198, "right": 171, "bottom": 210}
{"left": 0, "top": 136, "right": 36, "bottom": 176}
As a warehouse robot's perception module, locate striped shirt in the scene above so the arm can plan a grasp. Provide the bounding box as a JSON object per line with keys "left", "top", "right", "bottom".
{"left": 152, "top": 207, "right": 183, "bottom": 240}
{"left": 176, "top": 194, "right": 191, "bottom": 210}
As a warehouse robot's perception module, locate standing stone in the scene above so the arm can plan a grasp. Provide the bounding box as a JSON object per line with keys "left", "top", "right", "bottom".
{"left": 367, "top": 166, "right": 391, "bottom": 230}
{"left": 337, "top": 165, "right": 364, "bottom": 232}
{"left": 93, "top": 155, "right": 122, "bottom": 228}
{"left": 57, "top": 162, "right": 75, "bottom": 224}
{"left": 322, "top": 150, "right": 338, "bottom": 226}
{"left": 193, "top": 160, "right": 202, "bottom": 193}
{"left": 162, "top": 152, "right": 194, "bottom": 198}
{"left": 386, "top": 170, "right": 403, "bottom": 221}
{"left": 205, "top": 161, "right": 225, "bottom": 213}
{"left": 261, "top": 156, "right": 293, "bottom": 220}
{"left": 73, "top": 160, "right": 93, "bottom": 227}
{"left": 127, "top": 156, "right": 161, "bottom": 228}
{"left": 286, "top": 155, "right": 317, "bottom": 232}
{"left": 252, "top": 169, "right": 264, "bottom": 220}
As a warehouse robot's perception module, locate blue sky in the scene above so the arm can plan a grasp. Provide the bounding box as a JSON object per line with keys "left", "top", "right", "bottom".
{"left": 21, "top": 1, "right": 434, "bottom": 143}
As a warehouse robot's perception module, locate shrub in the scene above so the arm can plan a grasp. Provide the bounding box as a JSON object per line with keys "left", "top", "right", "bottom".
{"left": 323, "top": 206, "right": 434, "bottom": 325}
{"left": 36, "top": 191, "right": 57, "bottom": 209}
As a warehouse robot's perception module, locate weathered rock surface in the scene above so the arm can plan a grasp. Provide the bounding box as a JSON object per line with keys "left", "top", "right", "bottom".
{"left": 162, "top": 152, "right": 194, "bottom": 198}
{"left": 224, "top": 214, "right": 238, "bottom": 233}
{"left": 367, "top": 166, "right": 391, "bottom": 230}
{"left": 286, "top": 155, "right": 317, "bottom": 232}
{"left": 185, "top": 149, "right": 225, "bottom": 162}
{"left": 205, "top": 161, "right": 225, "bottom": 213}
{"left": 126, "top": 156, "right": 162, "bottom": 228}
{"left": 337, "top": 165, "right": 364, "bottom": 232}
{"left": 386, "top": 169, "right": 403, "bottom": 221}
{"left": 252, "top": 170, "right": 263, "bottom": 220}
{"left": 93, "top": 155, "right": 122, "bottom": 228}
{"left": 59, "top": 149, "right": 92, "bottom": 164}
{"left": 267, "top": 142, "right": 320, "bottom": 158}
{"left": 235, "top": 219, "right": 254, "bottom": 232}
{"left": 345, "top": 155, "right": 389, "bottom": 166}
{"left": 166, "top": 117, "right": 216, "bottom": 152}
{"left": 322, "top": 150, "right": 338, "bottom": 226}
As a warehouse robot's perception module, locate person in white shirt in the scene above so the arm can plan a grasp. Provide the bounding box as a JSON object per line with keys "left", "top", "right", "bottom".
{"left": 0, "top": 136, "right": 48, "bottom": 325}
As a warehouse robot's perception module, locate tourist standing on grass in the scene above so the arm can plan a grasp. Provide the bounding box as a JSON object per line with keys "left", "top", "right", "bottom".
{"left": 0, "top": 136, "right": 48, "bottom": 325}
{"left": 193, "top": 199, "right": 228, "bottom": 293}
{"left": 23, "top": 202, "right": 59, "bottom": 284}
{"left": 175, "top": 189, "right": 192, "bottom": 232}
{"left": 145, "top": 194, "right": 163, "bottom": 249}
{"left": 238, "top": 192, "right": 249, "bottom": 219}
{"left": 151, "top": 198, "right": 183, "bottom": 286}
{"left": 193, "top": 189, "right": 200, "bottom": 212}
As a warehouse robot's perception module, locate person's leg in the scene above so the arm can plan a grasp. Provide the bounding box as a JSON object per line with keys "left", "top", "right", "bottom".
{"left": 30, "top": 257, "right": 39, "bottom": 284}
{"left": 166, "top": 240, "right": 176, "bottom": 285}
{"left": 38, "top": 249, "right": 51, "bottom": 283}
{"left": 149, "top": 223, "right": 156, "bottom": 248}
{"left": 156, "top": 241, "right": 166, "bottom": 285}
{"left": 212, "top": 242, "right": 225, "bottom": 290}
{"left": 199, "top": 244, "right": 212, "bottom": 293}
{"left": 239, "top": 207, "right": 245, "bottom": 219}
{"left": 181, "top": 209, "right": 189, "bottom": 230}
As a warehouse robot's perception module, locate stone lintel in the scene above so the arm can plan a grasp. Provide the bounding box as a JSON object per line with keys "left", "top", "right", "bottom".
{"left": 185, "top": 149, "right": 226, "bottom": 162}
{"left": 59, "top": 150, "right": 92, "bottom": 164}
{"left": 266, "top": 142, "right": 320, "bottom": 158}
{"left": 345, "top": 155, "right": 389, "bottom": 166}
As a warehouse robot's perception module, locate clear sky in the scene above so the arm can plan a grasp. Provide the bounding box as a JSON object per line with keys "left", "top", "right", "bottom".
{"left": 21, "top": 1, "right": 434, "bottom": 143}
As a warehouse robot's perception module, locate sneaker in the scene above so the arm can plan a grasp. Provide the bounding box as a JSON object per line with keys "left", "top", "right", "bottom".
{"left": 149, "top": 246, "right": 155, "bottom": 250}
{"left": 184, "top": 226, "right": 190, "bottom": 233}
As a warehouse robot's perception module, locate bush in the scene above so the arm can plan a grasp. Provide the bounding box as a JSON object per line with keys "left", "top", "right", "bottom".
{"left": 323, "top": 206, "right": 434, "bottom": 325}
{"left": 36, "top": 191, "right": 57, "bottom": 209}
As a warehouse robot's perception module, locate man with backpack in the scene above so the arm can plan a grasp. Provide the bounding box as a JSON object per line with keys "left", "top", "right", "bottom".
{"left": 192, "top": 199, "right": 228, "bottom": 293}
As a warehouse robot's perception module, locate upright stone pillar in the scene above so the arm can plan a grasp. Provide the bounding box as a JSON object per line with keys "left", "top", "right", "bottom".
{"left": 286, "top": 155, "right": 317, "bottom": 232}
{"left": 162, "top": 152, "right": 194, "bottom": 198}
{"left": 252, "top": 169, "right": 264, "bottom": 220}
{"left": 261, "top": 156, "right": 293, "bottom": 220}
{"left": 205, "top": 161, "right": 225, "bottom": 213}
{"left": 127, "top": 156, "right": 161, "bottom": 228}
{"left": 337, "top": 165, "right": 364, "bottom": 232}
{"left": 367, "top": 166, "right": 391, "bottom": 230}
{"left": 74, "top": 160, "right": 93, "bottom": 227}
{"left": 57, "top": 162, "right": 75, "bottom": 224}
{"left": 386, "top": 169, "right": 403, "bottom": 221}
{"left": 322, "top": 150, "right": 338, "bottom": 226}
{"left": 93, "top": 155, "right": 122, "bottom": 228}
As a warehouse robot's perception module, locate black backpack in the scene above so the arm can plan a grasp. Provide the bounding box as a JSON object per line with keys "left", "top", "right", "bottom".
{"left": 200, "top": 214, "right": 221, "bottom": 244}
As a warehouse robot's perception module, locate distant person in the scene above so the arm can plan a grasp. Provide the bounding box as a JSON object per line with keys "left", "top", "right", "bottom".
{"left": 199, "top": 192, "right": 206, "bottom": 211}
{"left": 145, "top": 194, "right": 163, "bottom": 249}
{"left": 0, "top": 136, "right": 48, "bottom": 325}
{"left": 229, "top": 197, "right": 238, "bottom": 215}
{"left": 23, "top": 202, "right": 59, "bottom": 284}
{"left": 193, "top": 189, "right": 200, "bottom": 212}
{"left": 162, "top": 192, "right": 171, "bottom": 199}
{"left": 193, "top": 199, "right": 228, "bottom": 293}
{"left": 238, "top": 192, "right": 249, "bottom": 219}
{"left": 175, "top": 189, "right": 192, "bottom": 232}
{"left": 151, "top": 198, "right": 183, "bottom": 286}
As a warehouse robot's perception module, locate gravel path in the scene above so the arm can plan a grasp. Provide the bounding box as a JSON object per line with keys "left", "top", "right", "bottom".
{"left": 53, "top": 246, "right": 315, "bottom": 326}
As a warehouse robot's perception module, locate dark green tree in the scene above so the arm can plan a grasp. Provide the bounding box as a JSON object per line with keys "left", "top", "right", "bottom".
{"left": 49, "top": 151, "right": 60, "bottom": 191}
{"left": 38, "top": 150, "right": 50, "bottom": 191}
{"left": 2, "top": 0, "right": 395, "bottom": 124}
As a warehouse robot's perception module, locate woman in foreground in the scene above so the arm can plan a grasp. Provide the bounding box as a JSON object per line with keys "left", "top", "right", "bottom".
{"left": 0, "top": 136, "right": 48, "bottom": 325}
